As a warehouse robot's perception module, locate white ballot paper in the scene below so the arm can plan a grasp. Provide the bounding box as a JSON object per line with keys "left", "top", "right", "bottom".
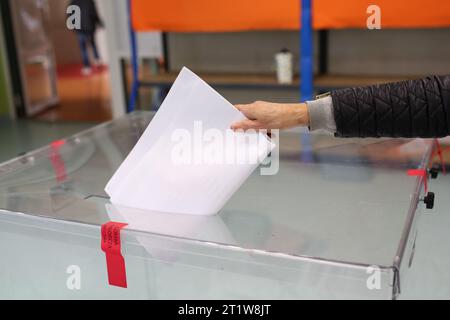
{"left": 105, "top": 67, "right": 274, "bottom": 215}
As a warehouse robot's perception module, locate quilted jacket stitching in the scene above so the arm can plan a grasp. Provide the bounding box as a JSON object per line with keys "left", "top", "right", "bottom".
{"left": 331, "top": 76, "right": 450, "bottom": 138}
{"left": 435, "top": 76, "right": 449, "bottom": 135}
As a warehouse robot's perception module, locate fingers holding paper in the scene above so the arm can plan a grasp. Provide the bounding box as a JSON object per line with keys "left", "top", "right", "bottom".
{"left": 231, "top": 101, "right": 309, "bottom": 131}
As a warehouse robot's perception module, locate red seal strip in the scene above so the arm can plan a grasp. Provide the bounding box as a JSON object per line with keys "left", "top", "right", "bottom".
{"left": 407, "top": 169, "right": 428, "bottom": 193}
{"left": 433, "top": 139, "right": 446, "bottom": 175}
{"left": 101, "top": 222, "right": 128, "bottom": 288}
{"left": 49, "top": 140, "right": 67, "bottom": 183}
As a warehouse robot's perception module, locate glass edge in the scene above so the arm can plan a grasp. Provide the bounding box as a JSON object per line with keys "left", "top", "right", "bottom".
{"left": 0, "top": 110, "right": 155, "bottom": 168}
{"left": 393, "top": 140, "right": 434, "bottom": 271}
{"left": 0, "top": 208, "right": 394, "bottom": 273}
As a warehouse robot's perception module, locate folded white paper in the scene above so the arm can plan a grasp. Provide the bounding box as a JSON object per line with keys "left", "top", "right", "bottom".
{"left": 105, "top": 203, "right": 237, "bottom": 264}
{"left": 105, "top": 67, "right": 274, "bottom": 215}
{"left": 105, "top": 204, "right": 236, "bottom": 244}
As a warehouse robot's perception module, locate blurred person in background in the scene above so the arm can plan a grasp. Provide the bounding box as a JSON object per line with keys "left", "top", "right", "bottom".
{"left": 70, "top": 0, "right": 103, "bottom": 75}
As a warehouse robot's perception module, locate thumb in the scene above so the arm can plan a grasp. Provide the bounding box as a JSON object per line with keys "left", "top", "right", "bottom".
{"left": 234, "top": 104, "right": 256, "bottom": 119}
{"left": 230, "top": 119, "right": 260, "bottom": 131}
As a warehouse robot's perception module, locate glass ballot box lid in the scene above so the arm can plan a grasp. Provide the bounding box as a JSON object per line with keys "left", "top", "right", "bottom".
{"left": 0, "top": 111, "right": 434, "bottom": 299}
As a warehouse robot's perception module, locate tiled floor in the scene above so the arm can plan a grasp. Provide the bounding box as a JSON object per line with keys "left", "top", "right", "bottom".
{"left": 0, "top": 63, "right": 111, "bottom": 163}
{"left": 34, "top": 64, "right": 112, "bottom": 122}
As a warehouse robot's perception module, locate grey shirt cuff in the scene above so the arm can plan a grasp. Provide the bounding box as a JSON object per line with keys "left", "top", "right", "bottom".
{"left": 306, "top": 96, "right": 336, "bottom": 134}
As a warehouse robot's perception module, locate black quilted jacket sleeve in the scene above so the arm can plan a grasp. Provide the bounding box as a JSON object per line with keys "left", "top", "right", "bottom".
{"left": 331, "top": 75, "right": 450, "bottom": 138}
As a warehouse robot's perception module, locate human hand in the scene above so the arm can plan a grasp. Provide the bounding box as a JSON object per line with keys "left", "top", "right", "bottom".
{"left": 230, "top": 101, "right": 309, "bottom": 130}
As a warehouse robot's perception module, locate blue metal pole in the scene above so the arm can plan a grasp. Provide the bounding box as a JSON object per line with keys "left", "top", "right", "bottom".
{"left": 300, "top": 0, "right": 313, "bottom": 162}
{"left": 127, "top": 0, "right": 139, "bottom": 113}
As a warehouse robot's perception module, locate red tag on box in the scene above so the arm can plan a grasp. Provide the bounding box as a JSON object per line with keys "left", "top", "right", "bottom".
{"left": 101, "top": 222, "right": 128, "bottom": 288}
{"left": 434, "top": 139, "right": 446, "bottom": 175}
{"left": 49, "top": 140, "right": 67, "bottom": 183}
{"left": 407, "top": 169, "right": 428, "bottom": 193}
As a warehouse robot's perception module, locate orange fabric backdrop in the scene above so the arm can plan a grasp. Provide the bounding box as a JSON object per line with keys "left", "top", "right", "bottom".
{"left": 314, "top": 0, "right": 450, "bottom": 29}
{"left": 132, "top": 0, "right": 450, "bottom": 32}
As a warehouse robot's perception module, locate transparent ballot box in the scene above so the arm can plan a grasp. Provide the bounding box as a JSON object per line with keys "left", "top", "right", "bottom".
{"left": 0, "top": 112, "right": 434, "bottom": 299}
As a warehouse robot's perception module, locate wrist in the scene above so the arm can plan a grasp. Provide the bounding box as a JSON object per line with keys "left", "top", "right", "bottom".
{"left": 306, "top": 96, "right": 336, "bottom": 133}
{"left": 291, "top": 103, "right": 309, "bottom": 127}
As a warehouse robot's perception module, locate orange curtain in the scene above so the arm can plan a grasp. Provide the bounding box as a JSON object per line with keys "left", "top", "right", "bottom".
{"left": 131, "top": 0, "right": 450, "bottom": 32}
{"left": 314, "top": 0, "right": 450, "bottom": 29}
{"left": 131, "top": 0, "right": 300, "bottom": 32}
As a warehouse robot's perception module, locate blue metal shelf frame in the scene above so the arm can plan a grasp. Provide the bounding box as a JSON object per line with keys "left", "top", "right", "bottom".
{"left": 300, "top": 0, "right": 313, "bottom": 101}
{"left": 127, "top": 0, "right": 139, "bottom": 113}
